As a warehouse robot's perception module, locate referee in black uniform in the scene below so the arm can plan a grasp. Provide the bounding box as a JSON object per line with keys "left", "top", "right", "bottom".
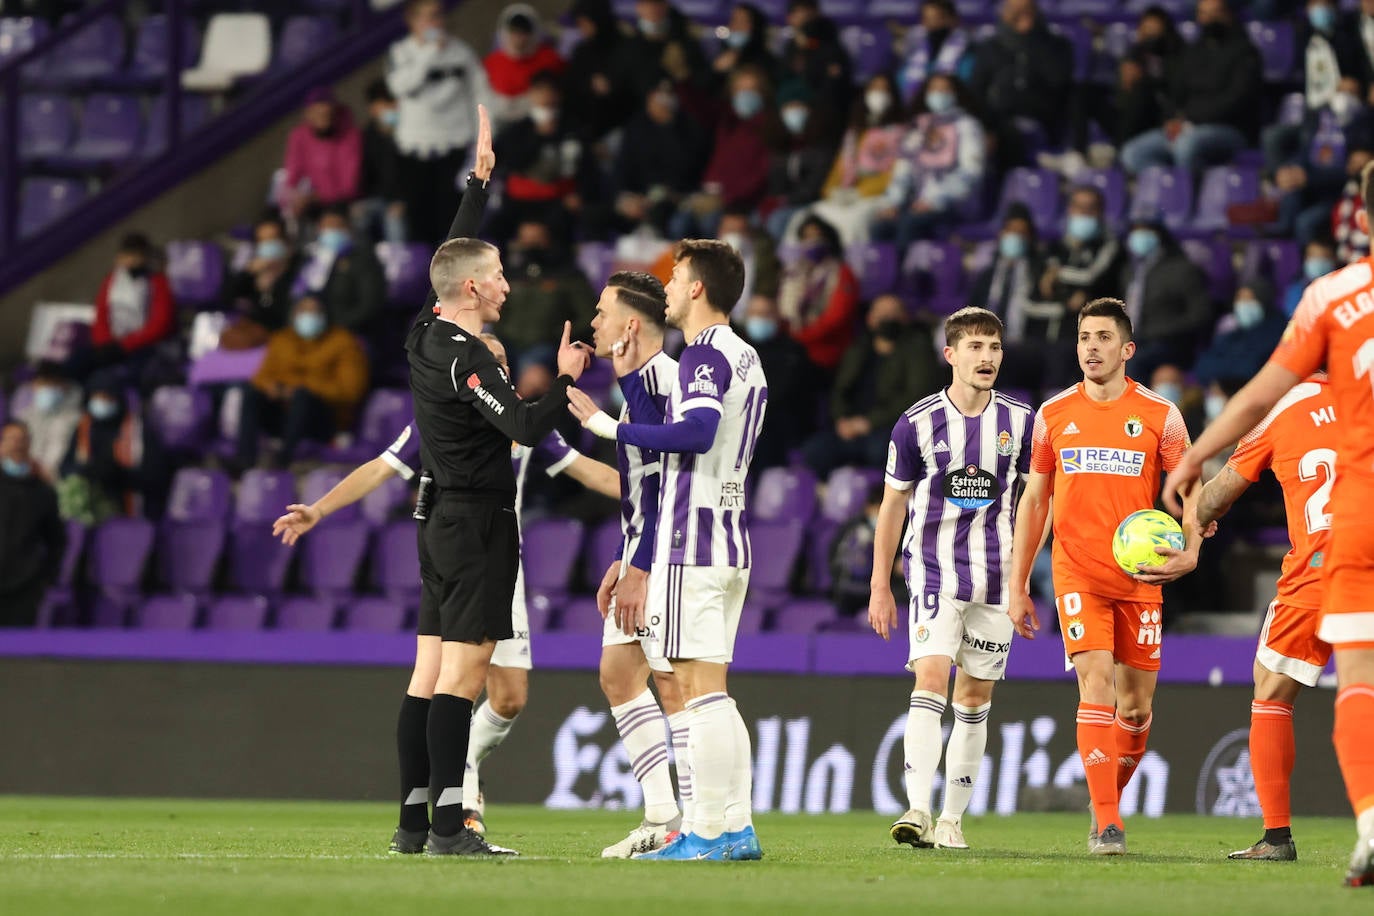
{"left": 402, "top": 199, "right": 590, "bottom": 855}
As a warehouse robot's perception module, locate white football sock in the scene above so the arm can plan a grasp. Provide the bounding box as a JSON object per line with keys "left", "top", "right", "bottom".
{"left": 611, "top": 689, "right": 678, "bottom": 825}
{"left": 904, "top": 690, "right": 947, "bottom": 814}
{"left": 686, "top": 692, "right": 735, "bottom": 841}
{"left": 940, "top": 701, "right": 990, "bottom": 821}
{"left": 667, "top": 709, "right": 694, "bottom": 834}
{"left": 463, "top": 701, "right": 516, "bottom": 809}
{"left": 724, "top": 697, "right": 754, "bottom": 833}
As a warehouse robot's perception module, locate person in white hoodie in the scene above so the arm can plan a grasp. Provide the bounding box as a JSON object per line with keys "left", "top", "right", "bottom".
{"left": 386, "top": 0, "right": 493, "bottom": 244}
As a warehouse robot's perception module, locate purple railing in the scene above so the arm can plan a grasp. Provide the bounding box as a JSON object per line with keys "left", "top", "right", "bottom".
{"left": 0, "top": 0, "right": 437, "bottom": 298}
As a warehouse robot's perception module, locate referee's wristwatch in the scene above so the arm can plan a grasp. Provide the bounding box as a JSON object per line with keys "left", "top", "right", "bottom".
{"left": 466, "top": 170, "right": 490, "bottom": 190}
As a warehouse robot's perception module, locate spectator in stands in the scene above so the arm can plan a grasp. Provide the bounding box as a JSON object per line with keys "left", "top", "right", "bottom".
{"left": 0, "top": 420, "right": 64, "bottom": 628}
{"left": 968, "top": 0, "right": 1073, "bottom": 169}
{"left": 672, "top": 64, "right": 782, "bottom": 239}
{"left": 1149, "top": 362, "right": 1202, "bottom": 418}
{"left": 613, "top": 79, "right": 708, "bottom": 238}
{"left": 870, "top": 74, "right": 985, "bottom": 250}
{"left": 1194, "top": 277, "right": 1287, "bottom": 388}
{"left": 220, "top": 214, "right": 300, "bottom": 350}
{"left": 1039, "top": 185, "right": 1125, "bottom": 315}
{"left": 1119, "top": 0, "right": 1262, "bottom": 176}
{"left": 78, "top": 233, "right": 175, "bottom": 385}
{"left": 609, "top": 0, "right": 710, "bottom": 110}
{"left": 386, "top": 0, "right": 492, "bottom": 245}
{"left": 1118, "top": 217, "right": 1213, "bottom": 381}
{"left": 796, "top": 73, "right": 906, "bottom": 245}
{"left": 764, "top": 83, "right": 840, "bottom": 240}
{"left": 484, "top": 4, "right": 566, "bottom": 129}
{"left": 491, "top": 71, "right": 597, "bottom": 245}
{"left": 354, "top": 79, "right": 406, "bottom": 243}
{"left": 16, "top": 361, "right": 81, "bottom": 484}
{"left": 830, "top": 483, "right": 889, "bottom": 619}
{"left": 801, "top": 293, "right": 939, "bottom": 477}
{"left": 289, "top": 206, "right": 386, "bottom": 338}
{"left": 778, "top": 0, "right": 853, "bottom": 117}
{"left": 898, "top": 0, "right": 974, "bottom": 104}
{"left": 1271, "top": 77, "right": 1374, "bottom": 244}
{"left": 780, "top": 215, "right": 861, "bottom": 372}
{"left": 58, "top": 381, "right": 164, "bottom": 523}
{"left": 719, "top": 208, "right": 782, "bottom": 317}
{"left": 564, "top": 0, "right": 631, "bottom": 138}
{"left": 496, "top": 221, "right": 597, "bottom": 362}
{"left": 235, "top": 297, "right": 369, "bottom": 469}
{"left": 1111, "top": 7, "right": 1185, "bottom": 151}
{"left": 1333, "top": 145, "right": 1373, "bottom": 264}
{"left": 513, "top": 348, "right": 584, "bottom": 448}
{"left": 738, "top": 295, "right": 816, "bottom": 470}
{"left": 1283, "top": 236, "right": 1338, "bottom": 315}
{"left": 713, "top": 4, "right": 778, "bottom": 87}
{"left": 278, "top": 87, "right": 362, "bottom": 226}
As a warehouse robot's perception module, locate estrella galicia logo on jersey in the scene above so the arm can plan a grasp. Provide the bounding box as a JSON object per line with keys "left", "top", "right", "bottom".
{"left": 943, "top": 464, "right": 999, "bottom": 509}
{"left": 1059, "top": 447, "right": 1145, "bottom": 476}
{"left": 688, "top": 363, "right": 718, "bottom": 397}
{"left": 466, "top": 374, "right": 506, "bottom": 415}
{"left": 1124, "top": 415, "right": 1144, "bottom": 438}
{"left": 996, "top": 429, "right": 1014, "bottom": 456}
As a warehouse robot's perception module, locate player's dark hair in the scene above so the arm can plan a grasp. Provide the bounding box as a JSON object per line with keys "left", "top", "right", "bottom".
{"left": 674, "top": 239, "right": 745, "bottom": 315}
{"left": 608, "top": 270, "right": 667, "bottom": 331}
{"left": 118, "top": 232, "right": 153, "bottom": 258}
{"left": 1079, "top": 297, "right": 1134, "bottom": 342}
{"left": 529, "top": 69, "right": 562, "bottom": 93}
{"left": 944, "top": 307, "right": 1003, "bottom": 348}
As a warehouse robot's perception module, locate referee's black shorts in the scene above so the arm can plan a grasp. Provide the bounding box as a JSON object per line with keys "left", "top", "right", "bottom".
{"left": 417, "top": 492, "right": 520, "bottom": 643}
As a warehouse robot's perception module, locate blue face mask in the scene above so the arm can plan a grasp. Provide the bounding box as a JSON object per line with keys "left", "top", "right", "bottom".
{"left": 998, "top": 233, "right": 1027, "bottom": 260}
{"left": 1127, "top": 228, "right": 1159, "bottom": 259}
{"left": 637, "top": 16, "right": 667, "bottom": 37}
{"left": 1234, "top": 298, "right": 1265, "bottom": 329}
{"left": 32, "top": 386, "right": 63, "bottom": 413}
{"left": 925, "top": 90, "right": 955, "bottom": 114}
{"left": 781, "top": 106, "right": 809, "bottom": 135}
{"left": 745, "top": 316, "right": 778, "bottom": 342}
{"left": 294, "top": 312, "right": 327, "bottom": 340}
{"left": 607, "top": 384, "right": 626, "bottom": 412}
{"left": 1154, "top": 381, "right": 1184, "bottom": 405}
{"left": 1308, "top": 3, "right": 1336, "bottom": 32}
{"left": 256, "top": 238, "right": 288, "bottom": 261}
{"left": 732, "top": 89, "right": 763, "bottom": 119}
{"left": 380, "top": 108, "right": 399, "bottom": 128}
{"left": 1304, "top": 256, "right": 1335, "bottom": 281}
{"left": 88, "top": 397, "right": 119, "bottom": 421}
{"left": 317, "top": 228, "right": 351, "bottom": 254}
{"left": 1066, "top": 214, "right": 1100, "bottom": 242}
{"left": 1, "top": 457, "right": 30, "bottom": 478}
{"left": 1205, "top": 392, "right": 1227, "bottom": 422}
{"left": 726, "top": 30, "right": 750, "bottom": 49}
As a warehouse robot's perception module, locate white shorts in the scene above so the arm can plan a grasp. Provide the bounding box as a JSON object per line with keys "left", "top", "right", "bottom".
{"left": 603, "top": 540, "right": 673, "bottom": 673}
{"left": 491, "top": 563, "right": 532, "bottom": 670}
{"left": 646, "top": 564, "right": 749, "bottom": 664}
{"left": 907, "top": 593, "right": 1013, "bottom": 681}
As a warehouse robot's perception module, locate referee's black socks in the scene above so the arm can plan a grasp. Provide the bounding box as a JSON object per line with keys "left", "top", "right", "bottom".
{"left": 397, "top": 694, "right": 432, "bottom": 833}
{"left": 427, "top": 694, "right": 475, "bottom": 837}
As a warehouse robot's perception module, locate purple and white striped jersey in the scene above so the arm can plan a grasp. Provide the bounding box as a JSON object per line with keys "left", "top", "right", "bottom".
{"left": 885, "top": 388, "right": 1034, "bottom": 605}
{"left": 616, "top": 350, "right": 676, "bottom": 571}
{"left": 656, "top": 325, "right": 767, "bottom": 568}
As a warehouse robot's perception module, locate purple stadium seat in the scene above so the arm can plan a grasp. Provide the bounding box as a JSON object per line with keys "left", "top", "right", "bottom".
{"left": 840, "top": 24, "right": 893, "bottom": 81}
{"left": 1277, "top": 92, "right": 1305, "bottom": 127}
{"left": 1072, "top": 168, "right": 1128, "bottom": 233}
{"left": 1130, "top": 166, "right": 1192, "bottom": 231}
{"left": 300, "top": 520, "right": 371, "bottom": 596}
{"left": 124, "top": 14, "right": 201, "bottom": 84}
{"left": 771, "top": 598, "right": 838, "bottom": 634}
{"left": 373, "top": 520, "right": 420, "bottom": 604}
{"left": 582, "top": 519, "right": 625, "bottom": 589}
{"left": 342, "top": 596, "right": 407, "bottom": 632}
{"left": 999, "top": 168, "right": 1061, "bottom": 229}
{"left": 753, "top": 466, "right": 819, "bottom": 523}
{"left": 675, "top": 0, "right": 724, "bottom": 21}
{"left": 301, "top": 468, "right": 358, "bottom": 522}
{"left": 205, "top": 594, "right": 269, "bottom": 631}
{"left": 361, "top": 475, "right": 411, "bottom": 527}
{"left": 1247, "top": 20, "right": 1295, "bottom": 84}
{"left": 1241, "top": 239, "right": 1301, "bottom": 292}
{"left": 522, "top": 517, "right": 586, "bottom": 603}
{"left": 150, "top": 386, "right": 215, "bottom": 453}
{"left": 747, "top": 519, "right": 805, "bottom": 605}
{"left": 158, "top": 519, "right": 227, "bottom": 592}
{"left": 1047, "top": 21, "right": 1091, "bottom": 82}
{"left": 141, "top": 93, "right": 212, "bottom": 158}
{"left": 165, "top": 467, "right": 231, "bottom": 522}
{"left": 88, "top": 517, "right": 155, "bottom": 590}
{"left": 276, "top": 596, "right": 337, "bottom": 631}
{"left": 1181, "top": 238, "right": 1236, "bottom": 304}
{"left": 36, "top": 520, "right": 88, "bottom": 628}
{"left": 357, "top": 388, "right": 413, "bottom": 449}
{"left": 274, "top": 15, "right": 338, "bottom": 71}
{"left": 137, "top": 594, "right": 198, "bottom": 629}
{"left": 554, "top": 597, "right": 605, "bottom": 634}
{"left": 0, "top": 16, "right": 51, "bottom": 69}
{"left": 576, "top": 242, "right": 615, "bottom": 289}
{"left": 804, "top": 518, "right": 839, "bottom": 593}
{"left": 867, "top": 0, "right": 920, "bottom": 15}
{"left": 236, "top": 469, "right": 297, "bottom": 524}
{"left": 58, "top": 93, "right": 142, "bottom": 167}
{"left": 19, "top": 178, "right": 86, "bottom": 238}
{"left": 226, "top": 523, "right": 294, "bottom": 593}
{"left": 165, "top": 240, "right": 225, "bottom": 306}
{"left": 899, "top": 240, "right": 965, "bottom": 314}
{"left": 19, "top": 94, "right": 74, "bottom": 162}
{"left": 737, "top": 600, "right": 767, "bottom": 636}
{"left": 1189, "top": 165, "right": 1260, "bottom": 235}
{"left": 376, "top": 241, "right": 432, "bottom": 306}
{"left": 822, "top": 466, "right": 880, "bottom": 523}
{"left": 846, "top": 242, "right": 898, "bottom": 301}
{"left": 41, "top": 14, "right": 124, "bottom": 86}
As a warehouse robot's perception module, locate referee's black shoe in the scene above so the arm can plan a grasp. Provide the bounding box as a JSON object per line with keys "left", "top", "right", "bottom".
{"left": 388, "top": 827, "right": 428, "bottom": 855}
{"left": 424, "top": 826, "right": 520, "bottom": 857}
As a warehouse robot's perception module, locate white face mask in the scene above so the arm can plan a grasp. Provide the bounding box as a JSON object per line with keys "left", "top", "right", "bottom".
{"left": 530, "top": 105, "right": 557, "bottom": 128}
{"left": 864, "top": 89, "right": 892, "bottom": 115}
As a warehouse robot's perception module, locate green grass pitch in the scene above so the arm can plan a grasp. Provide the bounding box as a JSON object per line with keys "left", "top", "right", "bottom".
{"left": 1, "top": 798, "right": 1370, "bottom": 915}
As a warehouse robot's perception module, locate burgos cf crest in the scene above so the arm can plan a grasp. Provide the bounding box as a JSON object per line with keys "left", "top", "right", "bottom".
{"left": 1124, "top": 415, "right": 1144, "bottom": 438}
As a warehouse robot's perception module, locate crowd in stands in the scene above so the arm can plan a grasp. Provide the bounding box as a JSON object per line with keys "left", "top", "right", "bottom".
{"left": 4, "top": 0, "right": 1372, "bottom": 628}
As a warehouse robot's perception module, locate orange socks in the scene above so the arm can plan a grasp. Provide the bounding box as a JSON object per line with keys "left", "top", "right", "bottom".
{"left": 1334, "top": 685, "right": 1374, "bottom": 818}
{"left": 1249, "top": 700, "right": 1295, "bottom": 829}
{"left": 1077, "top": 702, "right": 1119, "bottom": 830}
{"left": 1114, "top": 714, "right": 1151, "bottom": 794}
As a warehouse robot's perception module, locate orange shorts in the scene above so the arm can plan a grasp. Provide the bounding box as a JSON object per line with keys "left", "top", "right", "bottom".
{"left": 1319, "top": 525, "right": 1374, "bottom": 645}
{"left": 1256, "top": 600, "right": 1331, "bottom": 687}
{"left": 1056, "top": 591, "right": 1162, "bottom": 671}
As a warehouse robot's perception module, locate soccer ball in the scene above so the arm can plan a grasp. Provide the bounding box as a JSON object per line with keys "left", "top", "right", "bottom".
{"left": 1111, "top": 509, "right": 1184, "bottom": 574}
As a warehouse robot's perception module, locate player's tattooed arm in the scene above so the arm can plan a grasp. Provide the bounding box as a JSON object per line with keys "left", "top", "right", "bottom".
{"left": 1196, "top": 465, "right": 1251, "bottom": 529}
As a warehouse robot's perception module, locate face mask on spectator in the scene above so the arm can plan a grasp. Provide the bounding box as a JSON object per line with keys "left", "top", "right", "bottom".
{"left": 998, "top": 232, "right": 1027, "bottom": 260}
{"left": 423, "top": 26, "right": 444, "bottom": 43}
{"left": 607, "top": 384, "right": 626, "bottom": 411}
{"left": 1, "top": 457, "right": 30, "bottom": 478}
{"left": 1305, "top": 256, "right": 1335, "bottom": 280}
{"left": 1233, "top": 297, "right": 1265, "bottom": 329}
{"left": 294, "top": 312, "right": 327, "bottom": 340}
{"left": 256, "top": 239, "right": 288, "bottom": 262}
{"left": 124, "top": 264, "right": 149, "bottom": 280}
{"left": 1308, "top": 3, "right": 1336, "bottom": 32}
{"left": 380, "top": 108, "right": 400, "bottom": 128}
{"left": 1127, "top": 228, "right": 1158, "bottom": 258}
{"left": 1205, "top": 392, "right": 1227, "bottom": 422}
{"left": 317, "top": 228, "right": 350, "bottom": 254}
{"left": 781, "top": 106, "right": 809, "bottom": 135}
{"left": 32, "top": 386, "right": 63, "bottom": 413}
{"left": 530, "top": 105, "right": 558, "bottom": 128}
{"left": 1154, "top": 381, "right": 1184, "bottom": 405}
{"left": 865, "top": 89, "right": 892, "bottom": 116}
{"left": 745, "top": 316, "right": 778, "bottom": 341}
{"left": 1066, "top": 214, "right": 1100, "bottom": 242}
{"left": 1330, "top": 91, "right": 1361, "bottom": 126}
{"left": 721, "top": 231, "right": 748, "bottom": 252}
{"left": 726, "top": 30, "right": 750, "bottom": 49}
{"left": 637, "top": 16, "right": 666, "bottom": 37}
{"left": 732, "top": 89, "right": 763, "bottom": 119}
{"left": 88, "top": 397, "right": 119, "bottom": 421}
{"left": 801, "top": 239, "right": 830, "bottom": 263}
{"left": 925, "top": 89, "right": 955, "bottom": 114}
{"left": 875, "top": 319, "right": 903, "bottom": 341}
{"left": 651, "top": 90, "right": 678, "bottom": 114}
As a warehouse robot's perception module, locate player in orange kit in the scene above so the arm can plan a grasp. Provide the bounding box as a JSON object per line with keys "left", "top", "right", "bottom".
{"left": 1009, "top": 298, "right": 1207, "bottom": 856}
{"left": 1196, "top": 374, "right": 1337, "bottom": 862}
{"left": 1164, "top": 165, "right": 1374, "bottom": 889}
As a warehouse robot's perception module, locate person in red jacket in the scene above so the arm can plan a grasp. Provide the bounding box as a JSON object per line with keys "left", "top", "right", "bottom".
{"left": 77, "top": 233, "right": 176, "bottom": 385}
{"left": 779, "top": 214, "right": 859, "bottom": 371}
{"left": 484, "top": 4, "right": 565, "bottom": 129}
